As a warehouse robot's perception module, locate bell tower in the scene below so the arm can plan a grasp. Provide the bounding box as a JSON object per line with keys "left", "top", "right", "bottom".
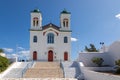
{"left": 60, "top": 9, "right": 71, "bottom": 31}
{"left": 31, "top": 9, "right": 42, "bottom": 30}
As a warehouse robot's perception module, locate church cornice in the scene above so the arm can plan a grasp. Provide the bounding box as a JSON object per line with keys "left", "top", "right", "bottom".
{"left": 30, "top": 23, "right": 72, "bottom": 32}
{"left": 29, "top": 29, "right": 43, "bottom": 31}
{"left": 60, "top": 30, "right": 72, "bottom": 32}
{"left": 42, "top": 23, "right": 60, "bottom": 31}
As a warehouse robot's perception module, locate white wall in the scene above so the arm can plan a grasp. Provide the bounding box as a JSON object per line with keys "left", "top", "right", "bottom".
{"left": 0, "top": 62, "right": 22, "bottom": 78}
{"left": 81, "top": 67, "right": 120, "bottom": 80}
{"left": 108, "top": 41, "right": 120, "bottom": 65}
{"left": 78, "top": 41, "right": 120, "bottom": 67}
{"left": 78, "top": 52, "right": 113, "bottom": 67}
{"left": 30, "top": 27, "right": 71, "bottom": 61}
{"left": 79, "top": 62, "right": 120, "bottom": 80}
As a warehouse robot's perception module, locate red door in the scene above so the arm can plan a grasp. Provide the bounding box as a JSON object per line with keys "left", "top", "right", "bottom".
{"left": 33, "top": 51, "right": 37, "bottom": 60}
{"left": 64, "top": 52, "right": 68, "bottom": 61}
{"left": 48, "top": 50, "right": 53, "bottom": 61}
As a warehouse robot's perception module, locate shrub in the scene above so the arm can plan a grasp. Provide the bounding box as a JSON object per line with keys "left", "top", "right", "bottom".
{"left": 115, "top": 59, "right": 120, "bottom": 66}
{"left": 92, "top": 57, "right": 104, "bottom": 67}
{"left": 115, "top": 59, "right": 120, "bottom": 74}
{"left": 0, "top": 56, "right": 9, "bottom": 73}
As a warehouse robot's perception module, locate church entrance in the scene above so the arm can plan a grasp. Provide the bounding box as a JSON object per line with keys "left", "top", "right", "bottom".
{"left": 33, "top": 51, "right": 37, "bottom": 60}
{"left": 64, "top": 52, "right": 68, "bottom": 61}
{"left": 48, "top": 50, "right": 53, "bottom": 61}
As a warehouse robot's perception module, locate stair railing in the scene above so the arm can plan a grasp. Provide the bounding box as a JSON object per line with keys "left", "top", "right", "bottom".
{"left": 21, "top": 61, "right": 34, "bottom": 77}
{"left": 60, "top": 61, "right": 65, "bottom": 78}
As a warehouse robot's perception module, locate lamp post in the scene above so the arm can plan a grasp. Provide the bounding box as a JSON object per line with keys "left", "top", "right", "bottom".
{"left": 100, "top": 42, "right": 105, "bottom": 52}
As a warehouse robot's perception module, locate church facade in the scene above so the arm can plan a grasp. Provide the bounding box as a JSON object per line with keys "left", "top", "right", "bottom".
{"left": 30, "top": 9, "right": 71, "bottom": 61}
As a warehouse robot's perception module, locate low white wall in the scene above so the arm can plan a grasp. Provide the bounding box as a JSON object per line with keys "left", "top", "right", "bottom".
{"left": 81, "top": 67, "right": 120, "bottom": 80}
{"left": 85, "top": 67, "right": 113, "bottom": 72}
{"left": 0, "top": 62, "right": 22, "bottom": 78}
{"left": 78, "top": 52, "right": 113, "bottom": 67}
{"left": 8, "top": 57, "right": 17, "bottom": 63}
{"left": 79, "top": 62, "right": 120, "bottom": 80}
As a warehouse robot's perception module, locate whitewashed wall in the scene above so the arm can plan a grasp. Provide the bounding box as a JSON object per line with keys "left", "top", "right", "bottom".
{"left": 30, "top": 28, "right": 71, "bottom": 61}
{"left": 78, "top": 52, "right": 113, "bottom": 67}
{"left": 108, "top": 41, "right": 120, "bottom": 65}
{"left": 78, "top": 41, "right": 120, "bottom": 67}
{"left": 0, "top": 62, "right": 22, "bottom": 78}
{"left": 81, "top": 67, "right": 120, "bottom": 80}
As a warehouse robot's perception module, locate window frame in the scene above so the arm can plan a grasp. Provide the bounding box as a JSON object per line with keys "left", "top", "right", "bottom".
{"left": 33, "top": 36, "right": 37, "bottom": 43}
{"left": 64, "top": 36, "right": 68, "bottom": 43}
{"left": 47, "top": 33, "right": 54, "bottom": 44}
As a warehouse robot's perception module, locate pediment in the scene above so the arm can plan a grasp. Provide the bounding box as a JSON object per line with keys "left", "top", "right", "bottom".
{"left": 42, "top": 23, "right": 60, "bottom": 31}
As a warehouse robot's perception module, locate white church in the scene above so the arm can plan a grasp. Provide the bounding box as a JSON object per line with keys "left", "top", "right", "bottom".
{"left": 30, "top": 9, "right": 71, "bottom": 61}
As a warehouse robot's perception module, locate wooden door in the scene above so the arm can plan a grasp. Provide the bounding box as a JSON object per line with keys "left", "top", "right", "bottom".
{"left": 64, "top": 52, "right": 68, "bottom": 61}
{"left": 33, "top": 51, "right": 37, "bottom": 60}
{"left": 48, "top": 50, "right": 53, "bottom": 61}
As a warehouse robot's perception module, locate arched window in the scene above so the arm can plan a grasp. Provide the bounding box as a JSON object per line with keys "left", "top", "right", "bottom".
{"left": 63, "top": 18, "right": 69, "bottom": 27}
{"left": 33, "top": 17, "right": 39, "bottom": 26}
{"left": 47, "top": 33, "right": 54, "bottom": 44}
{"left": 36, "top": 20, "right": 38, "bottom": 26}
{"left": 33, "top": 36, "right": 37, "bottom": 42}
{"left": 66, "top": 21, "right": 68, "bottom": 27}
{"left": 63, "top": 21, "right": 65, "bottom": 27}
{"left": 33, "top": 20, "right": 35, "bottom": 26}
{"left": 64, "top": 36, "right": 68, "bottom": 43}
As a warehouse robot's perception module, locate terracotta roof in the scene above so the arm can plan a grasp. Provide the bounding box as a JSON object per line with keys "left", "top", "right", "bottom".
{"left": 42, "top": 23, "right": 60, "bottom": 30}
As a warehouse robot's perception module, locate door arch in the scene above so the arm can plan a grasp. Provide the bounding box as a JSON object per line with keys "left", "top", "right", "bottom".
{"left": 33, "top": 51, "right": 37, "bottom": 60}
{"left": 64, "top": 52, "right": 68, "bottom": 61}
{"left": 48, "top": 50, "right": 53, "bottom": 61}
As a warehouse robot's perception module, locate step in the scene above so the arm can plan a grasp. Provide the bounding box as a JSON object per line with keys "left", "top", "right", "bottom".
{"left": 1, "top": 78, "right": 77, "bottom": 80}
{"left": 23, "top": 62, "right": 63, "bottom": 78}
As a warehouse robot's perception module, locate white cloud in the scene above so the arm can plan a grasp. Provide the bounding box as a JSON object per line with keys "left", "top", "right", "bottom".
{"left": 17, "top": 47, "right": 24, "bottom": 50}
{"left": 11, "top": 54, "right": 18, "bottom": 57}
{"left": 18, "top": 50, "right": 30, "bottom": 57}
{"left": 115, "top": 14, "right": 120, "bottom": 19}
{"left": 3, "top": 48, "right": 14, "bottom": 53}
{"left": 7, "top": 50, "right": 30, "bottom": 59}
{"left": 71, "top": 37, "right": 78, "bottom": 42}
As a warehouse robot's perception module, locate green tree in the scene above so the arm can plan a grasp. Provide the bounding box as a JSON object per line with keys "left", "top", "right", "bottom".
{"left": 85, "top": 44, "right": 98, "bottom": 52}
{"left": 0, "top": 56, "right": 9, "bottom": 73}
{"left": 0, "top": 49, "right": 4, "bottom": 53}
{"left": 92, "top": 57, "right": 104, "bottom": 67}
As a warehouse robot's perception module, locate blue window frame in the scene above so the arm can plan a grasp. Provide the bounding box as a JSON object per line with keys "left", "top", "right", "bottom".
{"left": 64, "top": 37, "right": 68, "bottom": 43}
{"left": 33, "top": 36, "right": 37, "bottom": 42}
{"left": 47, "top": 33, "right": 54, "bottom": 44}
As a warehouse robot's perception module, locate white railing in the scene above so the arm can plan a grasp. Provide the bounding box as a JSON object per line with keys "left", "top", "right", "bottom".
{"left": 21, "top": 61, "right": 34, "bottom": 77}
{"left": 60, "top": 61, "right": 65, "bottom": 78}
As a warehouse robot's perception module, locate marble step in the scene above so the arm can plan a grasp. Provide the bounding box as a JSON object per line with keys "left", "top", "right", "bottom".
{"left": 1, "top": 78, "right": 77, "bottom": 80}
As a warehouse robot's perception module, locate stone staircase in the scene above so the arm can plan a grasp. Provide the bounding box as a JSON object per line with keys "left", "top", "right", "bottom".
{"left": 23, "top": 62, "right": 64, "bottom": 78}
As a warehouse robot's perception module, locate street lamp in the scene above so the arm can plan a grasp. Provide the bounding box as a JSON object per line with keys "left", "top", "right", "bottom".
{"left": 100, "top": 42, "right": 104, "bottom": 46}
{"left": 100, "top": 42, "right": 105, "bottom": 52}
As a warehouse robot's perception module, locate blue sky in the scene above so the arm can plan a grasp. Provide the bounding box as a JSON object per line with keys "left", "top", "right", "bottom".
{"left": 0, "top": 0, "right": 120, "bottom": 60}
